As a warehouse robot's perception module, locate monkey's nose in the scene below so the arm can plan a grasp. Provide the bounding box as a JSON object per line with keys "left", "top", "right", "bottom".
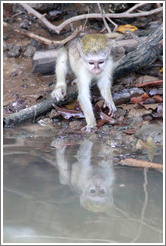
{"left": 93, "top": 69, "right": 102, "bottom": 75}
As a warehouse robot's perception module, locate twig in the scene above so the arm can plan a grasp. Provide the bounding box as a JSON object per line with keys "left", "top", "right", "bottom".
{"left": 20, "top": 3, "right": 163, "bottom": 34}
{"left": 82, "top": 5, "right": 89, "bottom": 31}
{"left": 12, "top": 11, "right": 23, "bottom": 18}
{"left": 97, "top": 3, "right": 112, "bottom": 33}
{"left": 126, "top": 3, "right": 148, "bottom": 13}
{"left": 105, "top": 13, "right": 118, "bottom": 31}
{"left": 119, "top": 158, "right": 163, "bottom": 170}
{"left": 137, "top": 80, "right": 163, "bottom": 87}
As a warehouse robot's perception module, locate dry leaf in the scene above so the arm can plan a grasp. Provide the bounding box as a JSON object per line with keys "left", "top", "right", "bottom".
{"left": 116, "top": 24, "right": 137, "bottom": 34}
{"left": 142, "top": 103, "right": 158, "bottom": 110}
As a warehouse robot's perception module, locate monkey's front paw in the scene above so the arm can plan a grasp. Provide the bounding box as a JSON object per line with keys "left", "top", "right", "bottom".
{"left": 104, "top": 102, "right": 117, "bottom": 117}
{"left": 51, "top": 87, "right": 66, "bottom": 101}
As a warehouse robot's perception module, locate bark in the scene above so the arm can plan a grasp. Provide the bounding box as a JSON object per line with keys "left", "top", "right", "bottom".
{"left": 3, "top": 83, "right": 79, "bottom": 127}
{"left": 113, "top": 24, "right": 163, "bottom": 79}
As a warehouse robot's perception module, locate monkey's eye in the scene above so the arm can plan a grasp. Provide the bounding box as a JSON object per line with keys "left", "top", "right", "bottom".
{"left": 99, "top": 61, "right": 104, "bottom": 64}
{"left": 89, "top": 62, "right": 95, "bottom": 65}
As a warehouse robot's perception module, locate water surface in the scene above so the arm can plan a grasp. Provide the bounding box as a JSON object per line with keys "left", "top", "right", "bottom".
{"left": 3, "top": 125, "right": 163, "bottom": 243}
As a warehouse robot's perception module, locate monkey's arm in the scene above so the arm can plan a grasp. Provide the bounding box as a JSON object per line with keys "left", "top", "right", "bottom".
{"left": 77, "top": 70, "right": 96, "bottom": 131}
{"left": 51, "top": 47, "right": 68, "bottom": 101}
{"left": 97, "top": 60, "right": 117, "bottom": 116}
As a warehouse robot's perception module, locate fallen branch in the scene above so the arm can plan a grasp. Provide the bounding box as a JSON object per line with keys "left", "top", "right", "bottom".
{"left": 126, "top": 3, "right": 149, "bottom": 13}
{"left": 114, "top": 24, "right": 163, "bottom": 79}
{"left": 3, "top": 22, "right": 80, "bottom": 46}
{"left": 3, "top": 82, "right": 79, "bottom": 127}
{"left": 20, "top": 3, "right": 163, "bottom": 34}
{"left": 119, "top": 158, "right": 163, "bottom": 170}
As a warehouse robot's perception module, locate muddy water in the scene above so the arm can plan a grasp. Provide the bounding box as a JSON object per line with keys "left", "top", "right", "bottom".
{"left": 3, "top": 125, "right": 163, "bottom": 244}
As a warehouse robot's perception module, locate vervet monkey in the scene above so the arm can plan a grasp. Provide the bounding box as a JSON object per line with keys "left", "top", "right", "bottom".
{"left": 51, "top": 33, "right": 116, "bottom": 131}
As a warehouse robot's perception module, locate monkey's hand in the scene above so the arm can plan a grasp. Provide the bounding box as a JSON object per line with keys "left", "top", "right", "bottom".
{"left": 81, "top": 125, "right": 97, "bottom": 132}
{"left": 103, "top": 101, "right": 117, "bottom": 117}
{"left": 51, "top": 86, "right": 66, "bottom": 101}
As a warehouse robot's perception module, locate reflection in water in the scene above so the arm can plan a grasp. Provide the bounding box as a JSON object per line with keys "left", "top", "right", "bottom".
{"left": 53, "top": 139, "right": 115, "bottom": 212}
{"left": 3, "top": 130, "right": 163, "bottom": 243}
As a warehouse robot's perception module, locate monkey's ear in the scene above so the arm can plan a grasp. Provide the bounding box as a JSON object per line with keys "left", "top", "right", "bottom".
{"left": 108, "top": 39, "right": 113, "bottom": 55}
{"left": 77, "top": 41, "right": 84, "bottom": 57}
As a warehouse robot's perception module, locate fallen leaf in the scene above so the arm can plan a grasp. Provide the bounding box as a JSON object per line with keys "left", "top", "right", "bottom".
{"left": 141, "top": 103, "right": 158, "bottom": 110}
{"left": 123, "top": 122, "right": 143, "bottom": 135}
{"left": 65, "top": 100, "right": 79, "bottom": 110}
{"left": 130, "top": 93, "right": 149, "bottom": 104}
{"left": 157, "top": 103, "right": 163, "bottom": 115}
{"left": 127, "top": 108, "right": 152, "bottom": 118}
{"left": 52, "top": 103, "right": 84, "bottom": 119}
{"left": 116, "top": 24, "right": 137, "bottom": 33}
{"left": 152, "top": 95, "right": 163, "bottom": 103}
{"left": 130, "top": 96, "right": 143, "bottom": 104}
{"left": 136, "top": 75, "right": 159, "bottom": 85}
{"left": 100, "top": 112, "right": 117, "bottom": 124}
{"left": 141, "top": 93, "right": 149, "bottom": 99}
{"left": 152, "top": 103, "right": 163, "bottom": 118}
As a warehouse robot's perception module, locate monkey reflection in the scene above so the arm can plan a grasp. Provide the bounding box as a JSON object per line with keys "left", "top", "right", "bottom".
{"left": 53, "top": 139, "right": 115, "bottom": 212}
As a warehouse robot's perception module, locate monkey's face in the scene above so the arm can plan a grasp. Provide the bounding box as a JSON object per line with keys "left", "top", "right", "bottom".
{"left": 87, "top": 59, "right": 106, "bottom": 75}
{"left": 84, "top": 54, "right": 107, "bottom": 75}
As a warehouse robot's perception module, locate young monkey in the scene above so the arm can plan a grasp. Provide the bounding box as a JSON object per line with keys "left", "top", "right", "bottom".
{"left": 51, "top": 33, "right": 116, "bottom": 131}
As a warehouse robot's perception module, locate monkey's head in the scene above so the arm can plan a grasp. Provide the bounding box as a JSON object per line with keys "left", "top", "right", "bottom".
{"left": 80, "top": 34, "right": 111, "bottom": 75}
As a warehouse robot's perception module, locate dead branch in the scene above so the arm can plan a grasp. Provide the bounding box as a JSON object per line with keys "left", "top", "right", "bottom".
{"left": 3, "top": 22, "right": 80, "bottom": 46}
{"left": 114, "top": 24, "right": 163, "bottom": 79}
{"left": 126, "top": 3, "right": 149, "bottom": 13}
{"left": 137, "top": 80, "right": 163, "bottom": 87}
{"left": 119, "top": 158, "right": 163, "bottom": 170}
{"left": 3, "top": 82, "right": 79, "bottom": 127}
{"left": 20, "top": 3, "right": 163, "bottom": 34}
